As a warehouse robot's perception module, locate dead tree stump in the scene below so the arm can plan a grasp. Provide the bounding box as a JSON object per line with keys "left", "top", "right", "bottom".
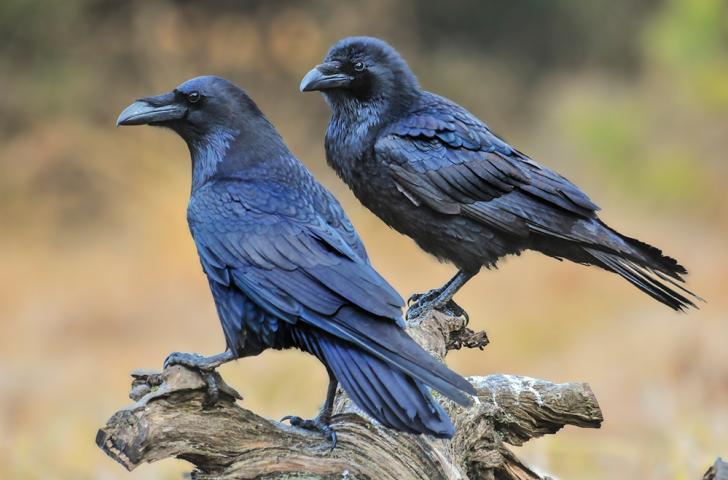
{"left": 97, "top": 310, "right": 603, "bottom": 479}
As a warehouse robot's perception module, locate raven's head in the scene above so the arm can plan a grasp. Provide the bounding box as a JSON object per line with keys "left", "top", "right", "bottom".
{"left": 118, "top": 76, "right": 286, "bottom": 189}
{"left": 301, "top": 37, "right": 419, "bottom": 108}
{"left": 117, "top": 76, "right": 266, "bottom": 143}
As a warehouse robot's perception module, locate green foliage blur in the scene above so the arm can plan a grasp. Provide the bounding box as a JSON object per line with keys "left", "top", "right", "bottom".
{"left": 1, "top": 1, "right": 726, "bottom": 479}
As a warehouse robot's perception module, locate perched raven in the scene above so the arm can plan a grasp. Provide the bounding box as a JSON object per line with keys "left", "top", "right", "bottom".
{"left": 117, "top": 76, "right": 475, "bottom": 444}
{"left": 302, "top": 36, "right": 699, "bottom": 319}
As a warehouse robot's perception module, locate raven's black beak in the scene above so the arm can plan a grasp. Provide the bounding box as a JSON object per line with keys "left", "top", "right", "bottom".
{"left": 300, "top": 62, "right": 352, "bottom": 92}
{"left": 117, "top": 93, "right": 187, "bottom": 126}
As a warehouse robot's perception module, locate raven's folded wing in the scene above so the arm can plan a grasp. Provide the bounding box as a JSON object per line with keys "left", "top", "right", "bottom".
{"left": 189, "top": 179, "right": 404, "bottom": 321}
{"left": 375, "top": 93, "right": 600, "bottom": 238}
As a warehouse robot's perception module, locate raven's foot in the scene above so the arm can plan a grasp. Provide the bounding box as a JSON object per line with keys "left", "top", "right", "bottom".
{"left": 407, "top": 290, "right": 469, "bottom": 323}
{"left": 281, "top": 414, "right": 337, "bottom": 448}
{"left": 407, "top": 288, "right": 440, "bottom": 307}
{"left": 163, "top": 351, "right": 234, "bottom": 407}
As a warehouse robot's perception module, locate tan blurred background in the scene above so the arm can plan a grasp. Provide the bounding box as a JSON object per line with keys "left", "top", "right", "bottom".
{"left": 1, "top": 0, "right": 727, "bottom": 478}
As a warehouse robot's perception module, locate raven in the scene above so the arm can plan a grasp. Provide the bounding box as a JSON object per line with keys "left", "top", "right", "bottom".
{"left": 117, "top": 76, "right": 475, "bottom": 444}
{"left": 301, "top": 36, "right": 699, "bottom": 319}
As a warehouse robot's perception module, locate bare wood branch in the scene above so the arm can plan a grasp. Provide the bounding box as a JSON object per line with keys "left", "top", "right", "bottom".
{"left": 97, "top": 311, "right": 602, "bottom": 479}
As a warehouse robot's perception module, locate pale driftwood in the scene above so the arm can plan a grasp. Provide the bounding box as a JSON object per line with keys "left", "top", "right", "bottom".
{"left": 96, "top": 310, "right": 602, "bottom": 479}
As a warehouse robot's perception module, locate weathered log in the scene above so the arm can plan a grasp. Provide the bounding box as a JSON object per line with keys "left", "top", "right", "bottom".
{"left": 97, "top": 310, "right": 602, "bottom": 479}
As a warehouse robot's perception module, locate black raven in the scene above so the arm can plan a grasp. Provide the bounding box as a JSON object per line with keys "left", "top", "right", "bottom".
{"left": 117, "top": 76, "right": 475, "bottom": 444}
{"left": 301, "top": 36, "right": 699, "bottom": 319}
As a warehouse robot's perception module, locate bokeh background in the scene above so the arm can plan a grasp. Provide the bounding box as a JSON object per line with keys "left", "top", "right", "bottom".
{"left": 1, "top": 0, "right": 727, "bottom": 478}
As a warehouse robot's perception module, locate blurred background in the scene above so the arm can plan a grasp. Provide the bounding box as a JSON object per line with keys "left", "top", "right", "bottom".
{"left": 1, "top": 0, "right": 726, "bottom": 478}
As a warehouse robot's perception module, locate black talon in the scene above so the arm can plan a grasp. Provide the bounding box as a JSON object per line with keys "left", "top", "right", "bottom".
{"left": 281, "top": 415, "right": 337, "bottom": 448}
{"left": 406, "top": 270, "right": 476, "bottom": 321}
{"left": 200, "top": 370, "right": 220, "bottom": 407}
{"left": 323, "top": 424, "right": 337, "bottom": 448}
{"left": 441, "top": 299, "right": 469, "bottom": 324}
{"left": 407, "top": 292, "right": 420, "bottom": 306}
{"left": 407, "top": 297, "right": 470, "bottom": 322}
{"left": 407, "top": 288, "right": 439, "bottom": 307}
{"left": 162, "top": 350, "right": 236, "bottom": 407}
{"left": 281, "top": 374, "right": 338, "bottom": 448}
{"left": 163, "top": 351, "right": 207, "bottom": 370}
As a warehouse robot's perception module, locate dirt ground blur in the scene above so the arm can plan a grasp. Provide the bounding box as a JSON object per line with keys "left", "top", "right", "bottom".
{"left": 1, "top": 1, "right": 726, "bottom": 479}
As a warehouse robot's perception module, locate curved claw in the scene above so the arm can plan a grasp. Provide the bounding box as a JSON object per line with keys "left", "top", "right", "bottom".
{"left": 442, "top": 299, "right": 469, "bottom": 325}
{"left": 407, "top": 297, "right": 470, "bottom": 323}
{"left": 164, "top": 352, "right": 207, "bottom": 370}
{"left": 323, "top": 425, "right": 337, "bottom": 449}
{"left": 280, "top": 415, "right": 337, "bottom": 448}
{"left": 200, "top": 370, "right": 220, "bottom": 407}
{"left": 163, "top": 352, "right": 221, "bottom": 407}
{"left": 406, "top": 303, "right": 428, "bottom": 321}
{"left": 407, "top": 288, "right": 439, "bottom": 307}
{"left": 407, "top": 292, "right": 422, "bottom": 306}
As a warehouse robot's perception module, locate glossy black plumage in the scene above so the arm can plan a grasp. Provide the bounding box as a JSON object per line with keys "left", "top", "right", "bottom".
{"left": 304, "top": 36, "right": 698, "bottom": 312}
{"left": 118, "top": 76, "right": 475, "bottom": 439}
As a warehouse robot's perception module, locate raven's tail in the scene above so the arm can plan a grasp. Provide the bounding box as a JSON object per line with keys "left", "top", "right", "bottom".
{"left": 320, "top": 334, "right": 454, "bottom": 437}
{"left": 582, "top": 226, "right": 701, "bottom": 311}
{"left": 291, "top": 312, "right": 474, "bottom": 437}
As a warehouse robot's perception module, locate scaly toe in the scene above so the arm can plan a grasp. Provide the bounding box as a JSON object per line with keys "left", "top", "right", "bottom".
{"left": 281, "top": 415, "right": 311, "bottom": 428}
{"left": 163, "top": 352, "right": 222, "bottom": 407}
{"left": 200, "top": 370, "right": 221, "bottom": 407}
{"left": 407, "top": 292, "right": 423, "bottom": 306}
{"left": 407, "top": 288, "right": 439, "bottom": 307}
{"left": 281, "top": 415, "right": 337, "bottom": 448}
{"left": 406, "top": 303, "right": 432, "bottom": 321}
{"left": 438, "top": 300, "right": 469, "bottom": 324}
{"left": 163, "top": 351, "right": 207, "bottom": 370}
{"left": 322, "top": 424, "right": 337, "bottom": 449}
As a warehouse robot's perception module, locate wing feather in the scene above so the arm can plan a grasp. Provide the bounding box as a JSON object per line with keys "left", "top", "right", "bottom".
{"left": 376, "top": 92, "right": 600, "bottom": 237}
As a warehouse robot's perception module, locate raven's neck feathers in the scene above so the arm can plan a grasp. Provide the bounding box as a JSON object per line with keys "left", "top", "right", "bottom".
{"left": 327, "top": 84, "right": 418, "bottom": 131}
{"left": 325, "top": 88, "right": 420, "bottom": 179}
{"left": 189, "top": 127, "right": 239, "bottom": 191}
{"left": 188, "top": 117, "right": 292, "bottom": 191}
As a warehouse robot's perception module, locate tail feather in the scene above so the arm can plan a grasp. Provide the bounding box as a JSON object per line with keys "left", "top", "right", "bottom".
{"left": 584, "top": 247, "right": 699, "bottom": 311}
{"left": 335, "top": 346, "right": 421, "bottom": 432}
{"left": 301, "top": 306, "right": 476, "bottom": 406}
{"left": 651, "top": 268, "right": 702, "bottom": 299}
{"left": 615, "top": 231, "right": 688, "bottom": 277}
{"left": 315, "top": 332, "right": 455, "bottom": 437}
{"left": 534, "top": 217, "right": 703, "bottom": 311}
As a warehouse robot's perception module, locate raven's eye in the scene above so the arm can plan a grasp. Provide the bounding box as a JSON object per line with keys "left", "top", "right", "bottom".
{"left": 187, "top": 91, "right": 201, "bottom": 103}
{"left": 353, "top": 61, "right": 366, "bottom": 72}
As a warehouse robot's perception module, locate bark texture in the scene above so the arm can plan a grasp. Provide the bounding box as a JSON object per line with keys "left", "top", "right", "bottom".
{"left": 97, "top": 310, "right": 603, "bottom": 479}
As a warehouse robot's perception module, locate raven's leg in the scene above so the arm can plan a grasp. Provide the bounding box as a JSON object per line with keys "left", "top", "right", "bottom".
{"left": 163, "top": 350, "right": 236, "bottom": 406}
{"left": 281, "top": 370, "right": 338, "bottom": 448}
{"left": 407, "top": 269, "right": 477, "bottom": 322}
